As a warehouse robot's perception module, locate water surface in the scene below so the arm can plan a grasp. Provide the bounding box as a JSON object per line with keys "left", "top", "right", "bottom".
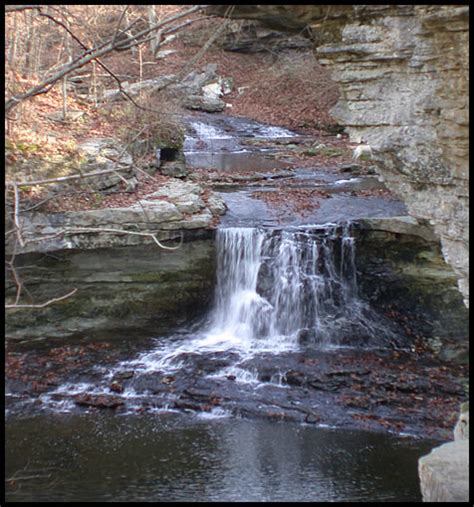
{"left": 5, "top": 412, "right": 437, "bottom": 502}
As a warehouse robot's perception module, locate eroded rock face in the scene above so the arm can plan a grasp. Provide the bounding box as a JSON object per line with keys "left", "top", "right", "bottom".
{"left": 355, "top": 217, "right": 469, "bottom": 363}
{"left": 5, "top": 237, "right": 216, "bottom": 340}
{"left": 7, "top": 180, "right": 226, "bottom": 254}
{"left": 209, "top": 5, "right": 469, "bottom": 308}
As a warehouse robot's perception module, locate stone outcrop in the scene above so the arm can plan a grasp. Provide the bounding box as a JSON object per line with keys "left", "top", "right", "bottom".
{"left": 208, "top": 5, "right": 469, "bottom": 308}
{"left": 5, "top": 236, "right": 216, "bottom": 340}
{"left": 354, "top": 216, "right": 469, "bottom": 363}
{"left": 101, "top": 63, "right": 232, "bottom": 114}
{"left": 222, "top": 20, "right": 312, "bottom": 52}
{"left": 77, "top": 138, "right": 137, "bottom": 190}
{"left": 7, "top": 180, "right": 226, "bottom": 254}
{"left": 418, "top": 403, "right": 469, "bottom": 502}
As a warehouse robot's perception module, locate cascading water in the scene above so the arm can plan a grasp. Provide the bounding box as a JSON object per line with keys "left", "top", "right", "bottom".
{"left": 39, "top": 222, "right": 401, "bottom": 410}
{"left": 205, "top": 224, "right": 381, "bottom": 352}
{"left": 122, "top": 223, "right": 394, "bottom": 376}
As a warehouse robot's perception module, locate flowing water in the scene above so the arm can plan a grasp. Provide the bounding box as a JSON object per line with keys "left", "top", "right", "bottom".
{"left": 6, "top": 115, "right": 440, "bottom": 502}
{"left": 58, "top": 224, "right": 398, "bottom": 397}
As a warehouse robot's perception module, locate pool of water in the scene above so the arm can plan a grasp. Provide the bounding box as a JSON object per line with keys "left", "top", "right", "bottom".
{"left": 5, "top": 412, "right": 437, "bottom": 502}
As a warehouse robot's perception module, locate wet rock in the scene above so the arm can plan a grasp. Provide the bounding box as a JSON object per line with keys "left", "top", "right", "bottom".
{"left": 73, "top": 393, "right": 124, "bottom": 409}
{"left": 284, "top": 370, "right": 305, "bottom": 387}
{"left": 305, "top": 414, "right": 321, "bottom": 424}
{"left": 5, "top": 239, "right": 216, "bottom": 340}
{"left": 112, "top": 370, "right": 134, "bottom": 381}
{"left": 355, "top": 217, "right": 469, "bottom": 359}
{"left": 109, "top": 382, "right": 124, "bottom": 393}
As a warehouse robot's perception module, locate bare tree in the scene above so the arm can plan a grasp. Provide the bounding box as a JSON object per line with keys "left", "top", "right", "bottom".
{"left": 5, "top": 5, "right": 205, "bottom": 113}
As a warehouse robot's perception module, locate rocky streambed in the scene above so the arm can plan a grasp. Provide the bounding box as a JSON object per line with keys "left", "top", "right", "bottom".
{"left": 5, "top": 112, "right": 469, "bottom": 502}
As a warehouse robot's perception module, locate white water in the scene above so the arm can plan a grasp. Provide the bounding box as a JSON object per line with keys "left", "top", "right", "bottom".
{"left": 206, "top": 225, "right": 363, "bottom": 351}
{"left": 184, "top": 120, "right": 296, "bottom": 154}
{"left": 115, "top": 224, "right": 394, "bottom": 379}
{"left": 31, "top": 224, "right": 398, "bottom": 408}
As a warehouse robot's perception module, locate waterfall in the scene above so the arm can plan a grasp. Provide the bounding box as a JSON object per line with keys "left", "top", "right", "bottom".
{"left": 204, "top": 224, "right": 382, "bottom": 351}
{"left": 116, "top": 223, "right": 396, "bottom": 377}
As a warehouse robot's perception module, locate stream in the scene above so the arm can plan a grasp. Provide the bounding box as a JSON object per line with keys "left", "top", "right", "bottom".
{"left": 6, "top": 113, "right": 461, "bottom": 502}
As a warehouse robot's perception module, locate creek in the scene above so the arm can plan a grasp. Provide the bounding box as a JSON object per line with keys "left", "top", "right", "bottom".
{"left": 5, "top": 113, "right": 467, "bottom": 502}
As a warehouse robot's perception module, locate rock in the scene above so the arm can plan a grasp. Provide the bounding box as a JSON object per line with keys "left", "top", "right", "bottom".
{"left": 357, "top": 216, "right": 438, "bottom": 243}
{"left": 179, "top": 63, "right": 219, "bottom": 94}
{"left": 222, "top": 20, "right": 312, "bottom": 52}
{"left": 73, "top": 393, "right": 124, "bottom": 409}
{"left": 6, "top": 175, "right": 227, "bottom": 254}
{"left": 355, "top": 217, "right": 468, "bottom": 357}
{"left": 454, "top": 402, "right": 469, "bottom": 441}
{"left": 418, "top": 439, "right": 469, "bottom": 502}
{"left": 208, "top": 4, "right": 470, "bottom": 309}
{"left": 77, "top": 138, "right": 135, "bottom": 191}
{"left": 182, "top": 94, "right": 226, "bottom": 113}
{"left": 206, "top": 193, "right": 227, "bottom": 216}
{"left": 146, "top": 181, "right": 206, "bottom": 214}
{"left": 109, "top": 382, "right": 124, "bottom": 393}
{"left": 155, "top": 49, "right": 178, "bottom": 59}
{"left": 5, "top": 237, "right": 216, "bottom": 340}
{"left": 159, "top": 155, "right": 188, "bottom": 178}
{"left": 102, "top": 75, "right": 176, "bottom": 101}
{"left": 305, "top": 414, "right": 321, "bottom": 424}
{"left": 47, "top": 110, "right": 85, "bottom": 123}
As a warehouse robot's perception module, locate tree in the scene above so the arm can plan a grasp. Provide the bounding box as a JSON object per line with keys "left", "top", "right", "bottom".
{"left": 4, "top": 5, "right": 205, "bottom": 113}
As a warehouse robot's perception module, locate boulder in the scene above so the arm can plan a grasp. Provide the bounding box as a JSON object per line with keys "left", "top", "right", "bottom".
{"left": 102, "top": 75, "right": 176, "bottom": 102}
{"left": 178, "top": 63, "right": 219, "bottom": 94}
{"left": 77, "top": 138, "right": 136, "bottom": 191}
{"left": 418, "top": 439, "right": 469, "bottom": 502}
{"left": 182, "top": 94, "right": 226, "bottom": 113}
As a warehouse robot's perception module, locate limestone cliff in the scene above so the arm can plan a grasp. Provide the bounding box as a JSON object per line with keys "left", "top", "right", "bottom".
{"left": 209, "top": 5, "right": 469, "bottom": 307}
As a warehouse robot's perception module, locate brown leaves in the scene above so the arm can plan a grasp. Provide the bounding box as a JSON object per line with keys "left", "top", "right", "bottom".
{"left": 252, "top": 187, "right": 330, "bottom": 218}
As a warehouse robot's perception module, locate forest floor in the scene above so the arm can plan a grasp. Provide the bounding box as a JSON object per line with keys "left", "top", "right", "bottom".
{"left": 5, "top": 13, "right": 386, "bottom": 216}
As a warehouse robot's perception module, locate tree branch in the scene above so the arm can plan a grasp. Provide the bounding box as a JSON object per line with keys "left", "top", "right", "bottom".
{"left": 5, "top": 5, "right": 42, "bottom": 13}
{"left": 6, "top": 288, "right": 78, "bottom": 309}
{"left": 5, "top": 5, "right": 205, "bottom": 112}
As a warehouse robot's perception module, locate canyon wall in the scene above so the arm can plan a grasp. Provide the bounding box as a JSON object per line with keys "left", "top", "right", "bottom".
{"left": 209, "top": 5, "right": 469, "bottom": 307}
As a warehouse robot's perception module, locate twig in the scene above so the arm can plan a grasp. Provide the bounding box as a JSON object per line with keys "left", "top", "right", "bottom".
{"left": 62, "top": 227, "right": 184, "bottom": 250}
{"left": 5, "top": 5, "right": 205, "bottom": 112}
{"left": 6, "top": 288, "right": 78, "bottom": 309}
{"left": 5, "top": 166, "right": 132, "bottom": 188}
{"left": 12, "top": 183, "right": 25, "bottom": 248}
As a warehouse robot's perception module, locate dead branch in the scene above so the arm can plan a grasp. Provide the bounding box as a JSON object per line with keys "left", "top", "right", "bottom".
{"left": 12, "top": 183, "right": 25, "bottom": 248}
{"left": 110, "top": 6, "right": 130, "bottom": 47}
{"left": 5, "top": 5, "right": 42, "bottom": 13}
{"left": 5, "top": 166, "right": 133, "bottom": 188}
{"left": 5, "top": 288, "right": 78, "bottom": 309}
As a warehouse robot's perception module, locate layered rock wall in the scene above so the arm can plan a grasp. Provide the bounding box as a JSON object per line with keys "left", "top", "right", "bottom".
{"left": 209, "top": 5, "right": 469, "bottom": 307}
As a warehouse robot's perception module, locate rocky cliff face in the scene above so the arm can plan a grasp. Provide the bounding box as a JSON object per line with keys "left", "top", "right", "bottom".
{"left": 209, "top": 5, "right": 469, "bottom": 307}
